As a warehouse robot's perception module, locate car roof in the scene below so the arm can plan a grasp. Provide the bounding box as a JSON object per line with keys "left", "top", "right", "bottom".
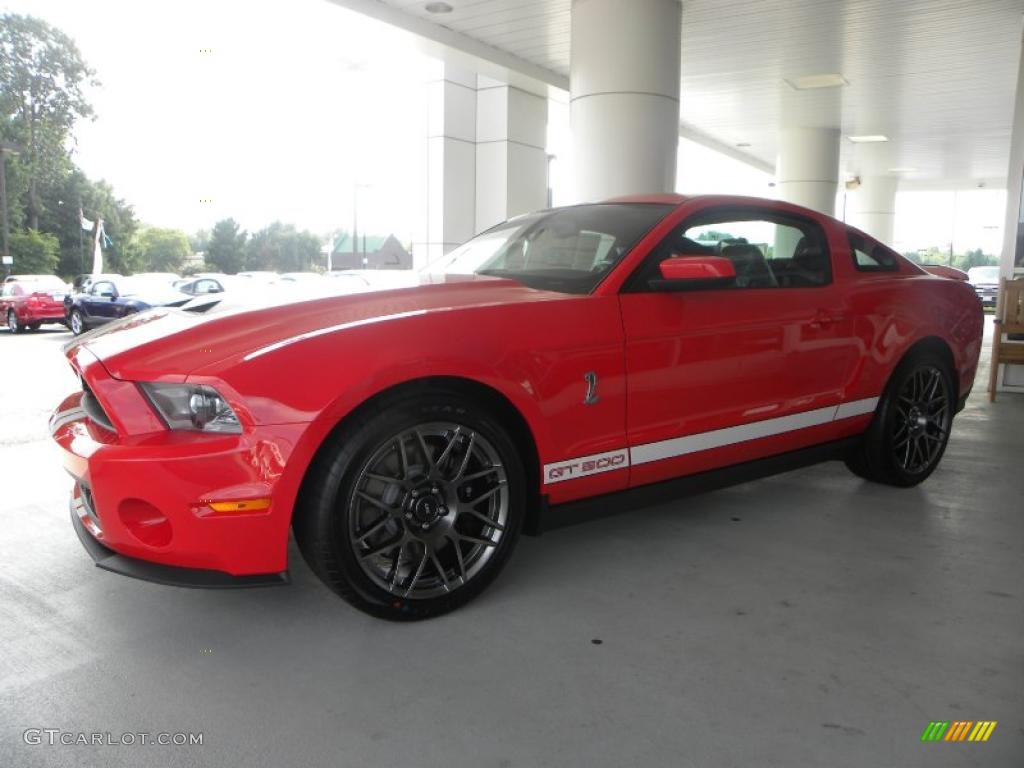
{"left": 6, "top": 274, "right": 65, "bottom": 282}
{"left": 600, "top": 193, "right": 688, "bottom": 205}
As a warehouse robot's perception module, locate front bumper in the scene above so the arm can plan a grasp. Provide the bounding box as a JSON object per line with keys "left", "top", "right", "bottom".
{"left": 52, "top": 389, "right": 304, "bottom": 580}
{"left": 974, "top": 289, "right": 997, "bottom": 307}
{"left": 70, "top": 499, "right": 288, "bottom": 588}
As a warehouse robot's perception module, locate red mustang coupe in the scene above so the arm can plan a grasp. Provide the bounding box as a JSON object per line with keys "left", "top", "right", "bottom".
{"left": 2, "top": 275, "right": 70, "bottom": 333}
{"left": 50, "top": 195, "right": 983, "bottom": 619}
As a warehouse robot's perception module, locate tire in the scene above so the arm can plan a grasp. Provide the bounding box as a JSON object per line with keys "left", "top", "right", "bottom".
{"left": 294, "top": 386, "right": 525, "bottom": 620}
{"left": 69, "top": 310, "right": 84, "bottom": 336}
{"left": 7, "top": 310, "right": 23, "bottom": 334}
{"left": 845, "top": 349, "right": 955, "bottom": 487}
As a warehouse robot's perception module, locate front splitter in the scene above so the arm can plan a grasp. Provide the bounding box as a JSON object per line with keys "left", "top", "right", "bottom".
{"left": 69, "top": 501, "right": 289, "bottom": 589}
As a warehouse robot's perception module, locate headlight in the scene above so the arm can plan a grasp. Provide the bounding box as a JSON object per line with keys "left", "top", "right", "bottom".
{"left": 139, "top": 382, "right": 242, "bottom": 433}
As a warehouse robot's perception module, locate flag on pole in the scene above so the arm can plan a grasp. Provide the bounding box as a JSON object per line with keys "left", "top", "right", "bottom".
{"left": 92, "top": 219, "right": 105, "bottom": 275}
{"left": 80, "top": 208, "right": 94, "bottom": 232}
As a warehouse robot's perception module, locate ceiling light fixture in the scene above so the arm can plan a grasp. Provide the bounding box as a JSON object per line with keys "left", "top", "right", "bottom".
{"left": 848, "top": 135, "right": 889, "bottom": 143}
{"left": 888, "top": 167, "right": 916, "bottom": 173}
{"left": 425, "top": 1, "right": 453, "bottom": 12}
{"left": 735, "top": 142, "right": 751, "bottom": 148}
{"left": 785, "top": 74, "right": 848, "bottom": 90}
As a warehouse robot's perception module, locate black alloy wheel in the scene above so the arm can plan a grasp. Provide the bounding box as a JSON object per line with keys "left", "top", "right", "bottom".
{"left": 845, "top": 349, "right": 955, "bottom": 487}
{"left": 294, "top": 387, "right": 525, "bottom": 620}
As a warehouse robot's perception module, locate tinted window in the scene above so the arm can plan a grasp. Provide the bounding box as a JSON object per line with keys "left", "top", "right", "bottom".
{"left": 849, "top": 232, "right": 899, "bottom": 272}
{"left": 91, "top": 281, "right": 115, "bottom": 296}
{"left": 429, "top": 203, "right": 675, "bottom": 294}
{"left": 628, "top": 207, "right": 831, "bottom": 290}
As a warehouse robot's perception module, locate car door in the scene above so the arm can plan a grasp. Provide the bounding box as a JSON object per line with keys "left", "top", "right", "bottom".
{"left": 85, "top": 280, "right": 118, "bottom": 323}
{"left": 619, "top": 203, "right": 862, "bottom": 488}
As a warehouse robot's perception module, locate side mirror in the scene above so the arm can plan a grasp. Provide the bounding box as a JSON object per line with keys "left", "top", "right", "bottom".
{"left": 651, "top": 255, "right": 736, "bottom": 291}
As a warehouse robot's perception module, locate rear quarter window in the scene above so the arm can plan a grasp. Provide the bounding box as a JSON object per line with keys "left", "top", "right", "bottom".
{"left": 848, "top": 231, "right": 900, "bottom": 272}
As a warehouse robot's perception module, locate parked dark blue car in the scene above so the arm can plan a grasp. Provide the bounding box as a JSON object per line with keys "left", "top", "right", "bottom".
{"left": 65, "top": 275, "right": 190, "bottom": 336}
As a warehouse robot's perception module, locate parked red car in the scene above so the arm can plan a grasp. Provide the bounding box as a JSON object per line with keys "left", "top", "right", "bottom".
{"left": 50, "top": 194, "right": 984, "bottom": 619}
{"left": 2, "top": 275, "right": 70, "bottom": 333}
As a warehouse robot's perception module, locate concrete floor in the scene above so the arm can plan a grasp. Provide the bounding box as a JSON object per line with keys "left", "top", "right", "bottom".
{"left": 0, "top": 320, "right": 1021, "bottom": 768}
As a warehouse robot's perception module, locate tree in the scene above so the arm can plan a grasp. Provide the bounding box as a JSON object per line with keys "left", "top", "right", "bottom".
{"left": 134, "top": 228, "right": 191, "bottom": 272}
{"left": 189, "top": 228, "right": 210, "bottom": 255}
{"left": 0, "top": 14, "right": 97, "bottom": 230}
{"left": 205, "top": 218, "right": 247, "bottom": 273}
{"left": 956, "top": 248, "right": 997, "bottom": 271}
{"left": 8, "top": 229, "right": 59, "bottom": 274}
{"left": 245, "top": 222, "right": 321, "bottom": 272}
{"left": 35, "top": 170, "right": 138, "bottom": 276}
{"left": 696, "top": 230, "right": 736, "bottom": 242}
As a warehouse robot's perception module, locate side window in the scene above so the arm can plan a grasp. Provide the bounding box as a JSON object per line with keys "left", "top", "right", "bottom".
{"left": 849, "top": 232, "right": 899, "bottom": 272}
{"left": 91, "top": 281, "right": 115, "bottom": 296}
{"left": 628, "top": 208, "right": 832, "bottom": 291}
{"left": 1, "top": 284, "right": 15, "bottom": 297}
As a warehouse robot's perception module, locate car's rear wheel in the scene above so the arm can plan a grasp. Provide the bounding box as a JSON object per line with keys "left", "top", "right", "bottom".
{"left": 845, "top": 350, "right": 955, "bottom": 487}
{"left": 69, "top": 310, "right": 84, "bottom": 336}
{"left": 7, "top": 310, "right": 23, "bottom": 334}
{"left": 294, "top": 388, "right": 525, "bottom": 620}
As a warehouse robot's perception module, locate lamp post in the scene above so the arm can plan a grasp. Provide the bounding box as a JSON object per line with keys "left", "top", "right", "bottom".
{"left": 353, "top": 182, "right": 371, "bottom": 268}
{"left": 0, "top": 142, "right": 23, "bottom": 276}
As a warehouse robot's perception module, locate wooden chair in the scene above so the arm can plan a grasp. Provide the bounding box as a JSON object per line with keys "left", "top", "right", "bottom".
{"left": 989, "top": 278, "right": 1024, "bottom": 401}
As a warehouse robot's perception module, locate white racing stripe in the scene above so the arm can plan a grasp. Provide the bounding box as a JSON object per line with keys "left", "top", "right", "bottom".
{"left": 542, "top": 396, "right": 879, "bottom": 483}
{"left": 544, "top": 449, "right": 629, "bottom": 485}
{"left": 630, "top": 404, "right": 839, "bottom": 466}
{"left": 835, "top": 397, "right": 880, "bottom": 419}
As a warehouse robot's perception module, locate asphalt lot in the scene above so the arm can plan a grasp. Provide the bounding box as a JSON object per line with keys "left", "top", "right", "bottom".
{"left": 0, "top": 320, "right": 1022, "bottom": 768}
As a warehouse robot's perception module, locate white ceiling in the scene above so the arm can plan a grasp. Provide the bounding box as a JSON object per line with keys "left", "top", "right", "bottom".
{"left": 335, "top": 0, "right": 1024, "bottom": 187}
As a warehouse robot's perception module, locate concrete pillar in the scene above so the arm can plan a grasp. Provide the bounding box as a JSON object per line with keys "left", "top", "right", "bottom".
{"left": 415, "top": 66, "right": 550, "bottom": 267}
{"left": 850, "top": 175, "right": 898, "bottom": 245}
{"left": 417, "top": 64, "right": 477, "bottom": 266}
{"left": 776, "top": 127, "right": 840, "bottom": 215}
{"left": 475, "top": 79, "right": 548, "bottom": 232}
{"left": 569, "top": 0, "right": 682, "bottom": 202}
{"left": 997, "top": 26, "right": 1024, "bottom": 390}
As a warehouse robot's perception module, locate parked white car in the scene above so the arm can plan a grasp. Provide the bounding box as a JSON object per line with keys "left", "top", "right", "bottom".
{"left": 967, "top": 265, "right": 1000, "bottom": 307}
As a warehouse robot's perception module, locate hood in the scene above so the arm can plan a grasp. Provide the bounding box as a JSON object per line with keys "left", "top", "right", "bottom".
{"left": 124, "top": 289, "right": 191, "bottom": 306}
{"left": 66, "top": 275, "right": 572, "bottom": 381}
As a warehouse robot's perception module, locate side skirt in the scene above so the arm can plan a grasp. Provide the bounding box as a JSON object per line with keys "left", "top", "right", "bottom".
{"left": 531, "top": 437, "right": 861, "bottom": 534}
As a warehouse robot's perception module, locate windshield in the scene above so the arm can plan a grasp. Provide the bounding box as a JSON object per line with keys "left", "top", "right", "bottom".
{"left": 426, "top": 203, "right": 674, "bottom": 294}
{"left": 967, "top": 266, "right": 999, "bottom": 283}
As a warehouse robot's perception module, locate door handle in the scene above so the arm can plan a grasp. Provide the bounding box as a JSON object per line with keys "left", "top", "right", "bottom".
{"left": 807, "top": 309, "right": 844, "bottom": 329}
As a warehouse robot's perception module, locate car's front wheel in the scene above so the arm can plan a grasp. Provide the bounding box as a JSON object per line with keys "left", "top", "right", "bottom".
{"left": 69, "top": 310, "right": 84, "bottom": 336}
{"left": 294, "top": 387, "right": 525, "bottom": 620}
{"left": 845, "top": 350, "right": 955, "bottom": 487}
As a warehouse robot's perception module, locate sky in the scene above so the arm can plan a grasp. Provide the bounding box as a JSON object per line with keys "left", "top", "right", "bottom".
{"left": 2, "top": 0, "right": 431, "bottom": 242}
{"left": 1, "top": 0, "right": 1008, "bottom": 256}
